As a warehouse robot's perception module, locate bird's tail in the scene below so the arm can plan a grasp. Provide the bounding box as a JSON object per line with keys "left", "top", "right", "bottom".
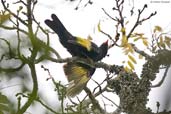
{"left": 45, "top": 14, "right": 74, "bottom": 46}
{"left": 63, "top": 62, "right": 92, "bottom": 97}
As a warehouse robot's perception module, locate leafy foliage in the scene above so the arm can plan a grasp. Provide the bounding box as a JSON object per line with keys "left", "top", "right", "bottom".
{"left": 0, "top": 13, "right": 10, "bottom": 24}
{"left": 0, "top": 93, "right": 10, "bottom": 114}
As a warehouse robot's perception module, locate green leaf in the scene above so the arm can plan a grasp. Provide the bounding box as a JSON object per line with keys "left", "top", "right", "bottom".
{"left": 0, "top": 93, "right": 9, "bottom": 113}
{"left": 0, "top": 95, "right": 8, "bottom": 104}
{"left": 0, "top": 111, "right": 4, "bottom": 114}
{"left": 0, "top": 104, "right": 9, "bottom": 111}
{"left": 0, "top": 93, "right": 8, "bottom": 104}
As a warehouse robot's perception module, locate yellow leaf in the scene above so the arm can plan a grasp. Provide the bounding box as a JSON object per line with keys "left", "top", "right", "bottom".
{"left": 124, "top": 66, "right": 131, "bottom": 72}
{"left": 154, "top": 25, "right": 162, "bottom": 32}
{"left": 0, "top": 13, "right": 10, "bottom": 24}
{"left": 164, "top": 36, "right": 171, "bottom": 48}
{"left": 128, "top": 61, "right": 135, "bottom": 70}
{"left": 134, "top": 37, "right": 141, "bottom": 42}
{"left": 121, "top": 35, "right": 128, "bottom": 46}
{"left": 123, "top": 48, "right": 129, "bottom": 55}
{"left": 127, "top": 60, "right": 135, "bottom": 70}
{"left": 97, "top": 21, "right": 101, "bottom": 32}
{"left": 127, "top": 43, "right": 134, "bottom": 54}
{"left": 131, "top": 33, "right": 144, "bottom": 38}
{"left": 87, "top": 35, "right": 93, "bottom": 40}
{"left": 161, "top": 43, "right": 166, "bottom": 49}
{"left": 123, "top": 43, "right": 134, "bottom": 55}
{"left": 125, "top": 21, "right": 129, "bottom": 25}
{"left": 165, "top": 36, "right": 171, "bottom": 41}
{"left": 130, "top": 34, "right": 136, "bottom": 38}
{"left": 139, "top": 54, "right": 143, "bottom": 59}
{"left": 135, "top": 33, "right": 144, "bottom": 36}
{"left": 160, "top": 36, "right": 164, "bottom": 44}
{"left": 128, "top": 54, "right": 137, "bottom": 64}
{"left": 142, "top": 38, "right": 149, "bottom": 47}
{"left": 159, "top": 36, "right": 166, "bottom": 49}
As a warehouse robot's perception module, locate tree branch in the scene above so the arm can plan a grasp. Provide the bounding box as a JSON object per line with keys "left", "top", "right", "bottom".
{"left": 16, "top": 0, "right": 38, "bottom": 113}
{"left": 151, "top": 65, "right": 170, "bottom": 88}
{"left": 102, "top": 8, "right": 117, "bottom": 21}
{"left": 131, "top": 44, "right": 151, "bottom": 59}
{"left": 16, "top": 63, "right": 38, "bottom": 114}
{"left": 127, "top": 5, "right": 157, "bottom": 39}
{"left": 113, "top": 0, "right": 125, "bottom": 28}
{"left": 84, "top": 87, "right": 105, "bottom": 114}
{"left": 36, "top": 98, "right": 60, "bottom": 114}
{"left": 0, "top": 63, "right": 25, "bottom": 72}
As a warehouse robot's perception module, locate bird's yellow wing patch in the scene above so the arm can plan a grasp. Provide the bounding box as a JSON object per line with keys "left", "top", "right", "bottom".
{"left": 66, "top": 74, "right": 89, "bottom": 97}
{"left": 63, "top": 62, "right": 90, "bottom": 97}
{"left": 64, "top": 63, "right": 89, "bottom": 82}
{"left": 76, "top": 37, "right": 92, "bottom": 51}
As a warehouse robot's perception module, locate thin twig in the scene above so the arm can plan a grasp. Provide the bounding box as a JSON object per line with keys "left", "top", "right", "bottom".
{"left": 115, "top": 0, "right": 125, "bottom": 28}
{"left": 100, "top": 29, "right": 115, "bottom": 43}
{"left": 0, "top": 63, "right": 25, "bottom": 72}
{"left": 36, "top": 98, "right": 59, "bottom": 114}
{"left": 101, "top": 93, "right": 119, "bottom": 108}
{"left": 1, "top": 0, "right": 27, "bottom": 26}
{"left": 0, "top": 24, "right": 28, "bottom": 34}
{"left": 102, "top": 8, "right": 117, "bottom": 21}
{"left": 127, "top": 4, "right": 157, "bottom": 39}
{"left": 0, "top": 84, "right": 22, "bottom": 90}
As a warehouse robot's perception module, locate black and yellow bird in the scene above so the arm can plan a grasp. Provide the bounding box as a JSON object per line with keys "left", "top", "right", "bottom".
{"left": 45, "top": 14, "right": 108, "bottom": 97}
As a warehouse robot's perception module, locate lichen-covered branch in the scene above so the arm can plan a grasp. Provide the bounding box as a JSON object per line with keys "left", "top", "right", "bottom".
{"left": 151, "top": 65, "right": 170, "bottom": 88}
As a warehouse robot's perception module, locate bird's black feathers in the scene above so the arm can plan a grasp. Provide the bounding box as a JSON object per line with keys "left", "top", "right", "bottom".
{"left": 45, "top": 14, "right": 108, "bottom": 61}
{"left": 45, "top": 14, "right": 108, "bottom": 97}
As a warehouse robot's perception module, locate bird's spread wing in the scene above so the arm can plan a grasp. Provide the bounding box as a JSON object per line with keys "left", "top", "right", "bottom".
{"left": 63, "top": 62, "right": 91, "bottom": 97}
{"left": 66, "top": 75, "right": 89, "bottom": 97}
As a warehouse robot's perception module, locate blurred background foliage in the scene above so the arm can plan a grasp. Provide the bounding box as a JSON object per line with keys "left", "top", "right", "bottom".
{"left": 0, "top": 0, "right": 171, "bottom": 114}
